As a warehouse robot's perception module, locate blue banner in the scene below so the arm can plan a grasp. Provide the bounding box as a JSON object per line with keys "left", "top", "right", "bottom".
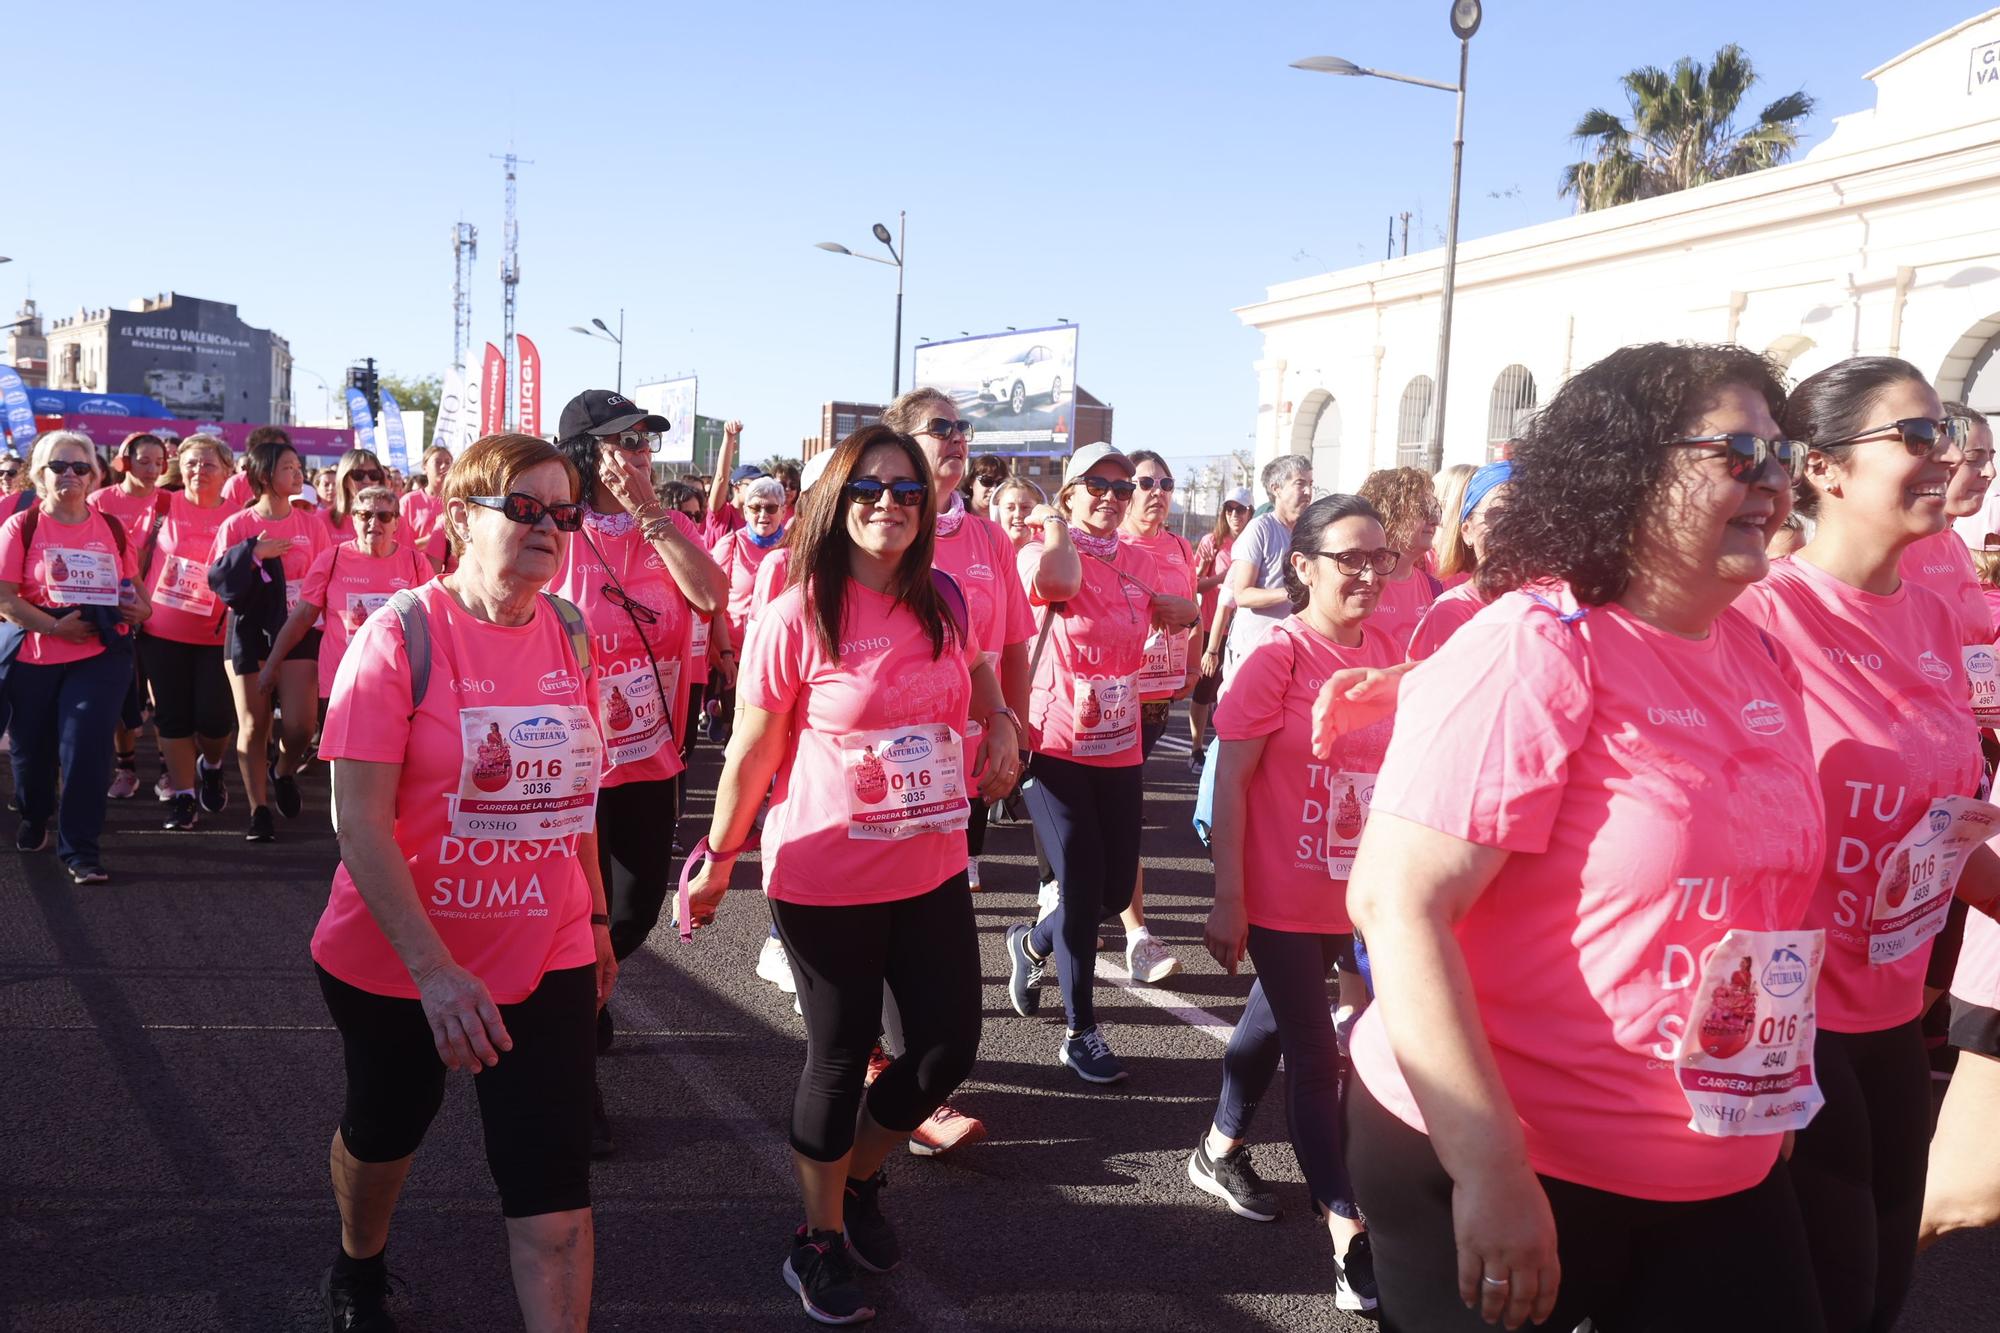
{"left": 27, "top": 388, "right": 173, "bottom": 418}
{"left": 0, "top": 366, "right": 39, "bottom": 455}
{"left": 344, "top": 387, "right": 377, "bottom": 451}
{"left": 379, "top": 391, "right": 409, "bottom": 471}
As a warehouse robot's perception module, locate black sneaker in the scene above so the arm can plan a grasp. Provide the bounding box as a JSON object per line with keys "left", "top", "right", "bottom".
{"left": 321, "top": 1258, "right": 400, "bottom": 1332}
{"left": 782, "top": 1227, "right": 875, "bottom": 1325}
{"left": 1335, "top": 1231, "right": 1381, "bottom": 1312}
{"left": 842, "top": 1171, "right": 901, "bottom": 1274}
{"left": 1059, "top": 1025, "right": 1129, "bottom": 1084}
{"left": 590, "top": 1080, "right": 614, "bottom": 1158}
{"left": 271, "top": 764, "right": 303, "bottom": 819}
{"left": 197, "top": 760, "right": 228, "bottom": 814}
{"left": 1006, "top": 923, "right": 1046, "bottom": 1018}
{"left": 15, "top": 818, "right": 49, "bottom": 852}
{"left": 596, "top": 1003, "right": 615, "bottom": 1055}
{"left": 164, "top": 793, "right": 200, "bottom": 831}
{"left": 1187, "top": 1137, "right": 1281, "bottom": 1222}
{"left": 66, "top": 862, "right": 110, "bottom": 885}
{"left": 246, "top": 806, "right": 276, "bottom": 843}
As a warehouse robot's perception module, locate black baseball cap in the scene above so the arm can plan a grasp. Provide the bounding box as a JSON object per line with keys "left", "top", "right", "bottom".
{"left": 558, "top": 389, "right": 669, "bottom": 441}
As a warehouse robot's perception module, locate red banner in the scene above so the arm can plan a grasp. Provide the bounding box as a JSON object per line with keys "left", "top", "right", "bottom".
{"left": 480, "top": 342, "right": 504, "bottom": 436}
{"left": 516, "top": 335, "right": 542, "bottom": 438}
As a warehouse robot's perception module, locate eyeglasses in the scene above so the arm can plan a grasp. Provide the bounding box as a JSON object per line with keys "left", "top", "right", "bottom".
{"left": 744, "top": 503, "right": 784, "bottom": 517}
{"left": 1080, "top": 476, "right": 1137, "bottom": 499}
{"left": 466, "top": 493, "right": 585, "bottom": 531}
{"left": 348, "top": 468, "right": 385, "bottom": 484}
{"left": 602, "top": 584, "right": 658, "bottom": 625}
{"left": 1222, "top": 503, "right": 1247, "bottom": 515}
{"left": 1135, "top": 476, "right": 1176, "bottom": 493}
{"left": 603, "top": 431, "right": 656, "bottom": 452}
{"left": 1813, "top": 418, "right": 1960, "bottom": 458}
{"left": 45, "top": 460, "right": 93, "bottom": 477}
{"left": 922, "top": 418, "right": 975, "bottom": 441}
{"left": 1304, "top": 548, "right": 1401, "bottom": 578}
{"left": 356, "top": 509, "right": 399, "bottom": 524}
{"left": 1661, "top": 434, "right": 1808, "bottom": 483}
{"left": 844, "top": 478, "right": 928, "bottom": 507}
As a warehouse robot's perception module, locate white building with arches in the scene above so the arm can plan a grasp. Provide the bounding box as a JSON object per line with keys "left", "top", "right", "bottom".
{"left": 1238, "top": 9, "right": 2000, "bottom": 489}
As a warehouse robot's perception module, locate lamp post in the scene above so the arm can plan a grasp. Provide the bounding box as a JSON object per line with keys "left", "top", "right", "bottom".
{"left": 816, "top": 211, "right": 905, "bottom": 400}
{"left": 568, "top": 309, "right": 625, "bottom": 392}
{"left": 1294, "top": 0, "right": 1480, "bottom": 473}
{"left": 294, "top": 366, "right": 334, "bottom": 425}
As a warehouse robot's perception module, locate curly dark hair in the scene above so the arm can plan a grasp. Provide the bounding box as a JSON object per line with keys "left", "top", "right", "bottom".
{"left": 1357, "top": 467, "right": 1440, "bottom": 551}
{"left": 1781, "top": 356, "right": 1931, "bottom": 519}
{"left": 1476, "top": 342, "right": 1787, "bottom": 605}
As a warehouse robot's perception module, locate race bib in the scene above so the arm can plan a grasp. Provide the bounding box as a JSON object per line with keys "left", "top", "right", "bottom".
{"left": 1867, "top": 795, "right": 2000, "bottom": 966}
{"left": 599, "top": 659, "right": 680, "bottom": 768}
{"left": 843, "top": 724, "right": 969, "bottom": 840}
{"left": 1322, "top": 772, "right": 1378, "bottom": 879}
{"left": 1138, "top": 628, "right": 1190, "bottom": 697}
{"left": 1676, "top": 928, "right": 1825, "bottom": 1137}
{"left": 152, "top": 554, "right": 216, "bottom": 615}
{"left": 44, "top": 547, "right": 119, "bottom": 606}
{"left": 284, "top": 581, "right": 302, "bottom": 615}
{"left": 1966, "top": 644, "right": 2000, "bottom": 728}
{"left": 689, "top": 615, "right": 711, "bottom": 661}
{"left": 453, "top": 705, "right": 601, "bottom": 840}
{"left": 344, "top": 590, "right": 392, "bottom": 631}
{"left": 1072, "top": 673, "right": 1139, "bottom": 757}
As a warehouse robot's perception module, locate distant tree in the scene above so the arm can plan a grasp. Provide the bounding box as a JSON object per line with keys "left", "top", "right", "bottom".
{"left": 1560, "top": 45, "right": 1814, "bottom": 212}
{"left": 380, "top": 373, "right": 442, "bottom": 440}
{"left": 762, "top": 455, "right": 803, "bottom": 477}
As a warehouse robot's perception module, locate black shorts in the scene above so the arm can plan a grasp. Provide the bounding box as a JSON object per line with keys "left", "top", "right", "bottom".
{"left": 1950, "top": 997, "right": 2000, "bottom": 1060}
{"left": 137, "top": 634, "right": 234, "bottom": 740}
{"left": 1190, "top": 666, "right": 1222, "bottom": 706}
{"left": 316, "top": 962, "right": 596, "bottom": 1218}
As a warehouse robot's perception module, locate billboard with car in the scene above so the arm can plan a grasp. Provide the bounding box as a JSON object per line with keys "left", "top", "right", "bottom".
{"left": 912, "top": 325, "right": 1078, "bottom": 449}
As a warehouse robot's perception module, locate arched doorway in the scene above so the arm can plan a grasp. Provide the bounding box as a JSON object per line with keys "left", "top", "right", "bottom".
{"left": 1486, "top": 365, "right": 1537, "bottom": 461}
{"left": 1396, "top": 376, "right": 1434, "bottom": 468}
{"left": 1290, "top": 388, "right": 1342, "bottom": 490}
{"left": 1938, "top": 315, "right": 2000, "bottom": 412}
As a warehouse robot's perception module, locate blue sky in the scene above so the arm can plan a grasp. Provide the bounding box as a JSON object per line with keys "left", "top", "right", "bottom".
{"left": 6, "top": 1, "right": 1982, "bottom": 476}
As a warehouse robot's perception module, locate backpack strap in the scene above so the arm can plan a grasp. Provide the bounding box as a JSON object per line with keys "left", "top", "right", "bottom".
{"left": 137, "top": 492, "right": 171, "bottom": 579}
{"left": 100, "top": 511, "right": 127, "bottom": 558}
{"left": 540, "top": 592, "right": 593, "bottom": 676}
{"left": 20, "top": 504, "right": 35, "bottom": 556}
{"left": 929, "top": 567, "right": 969, "bottom": 644}
{"left": 387, "top": 588, "right": 431, "bottom": 715}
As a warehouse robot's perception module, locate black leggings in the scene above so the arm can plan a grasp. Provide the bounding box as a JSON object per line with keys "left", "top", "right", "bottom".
{"left": 1788, "top": 1021, "right": 1931, "bottom": 1333}
{"left": 1348, "top": 1079, "right": 1824, "bottom": 1332}
{"left": 768, "top": 876, "right": 982, "bottom": 1162}
{"left": 137, "top": 634, "right": 233, "bottom": 740}
{"left": 1024, "top": 754, "right": 1144, "bottom": 1033}
{"left": 595, "top": 777, "right": 679, "bottom": 962}
{"left": 316, "top": 963, "right": 596, "bottom": 1218}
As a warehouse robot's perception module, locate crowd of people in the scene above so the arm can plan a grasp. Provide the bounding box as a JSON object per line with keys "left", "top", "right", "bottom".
{"left": 11, "top": 359, "right": 2000, "bottom": 1331}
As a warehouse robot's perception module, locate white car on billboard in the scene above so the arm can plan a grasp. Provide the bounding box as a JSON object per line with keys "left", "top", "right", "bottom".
{"left": 979, "top": 344, "right": 1066, "bottom": 416}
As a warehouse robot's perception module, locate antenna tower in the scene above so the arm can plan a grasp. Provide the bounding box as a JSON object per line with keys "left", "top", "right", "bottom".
{"left": 451, "top": 221, "right": 478, "bottom": 371}
{"left": 491, "top": 150, "right": 532, "bottom": 428}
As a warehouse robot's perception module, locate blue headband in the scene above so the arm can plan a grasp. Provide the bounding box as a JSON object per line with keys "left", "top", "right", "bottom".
{"left": 1460, "top": 460, "right": 1513, "bottom": 522}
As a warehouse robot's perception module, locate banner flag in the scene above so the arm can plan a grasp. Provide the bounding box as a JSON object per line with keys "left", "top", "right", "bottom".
{"left": 517, "top": 335, "right": 542, "bottom": 437}
{"left": 435, "top": 368, "right": 467, "bottom": 455}
{"left": 0, "top": 366, "right": 39, "bottom": 455}
{"left": 379, "top": 391, "right": 410, "bottom": 471}
{"left": 344, "top": 387, "right": 377, "bottom": 450}
{"left": 480, "top": 343, "right": 504, "bottom": 436}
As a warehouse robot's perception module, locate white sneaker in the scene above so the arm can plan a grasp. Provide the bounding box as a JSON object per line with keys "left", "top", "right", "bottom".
{"left": 966, "top": 859, "right": 982, "bottom": 891}
{"left": 756, "top": 935, "right": 797, "bottom": 994}
{"left": 1036, "top": 878, "right": 1060, "bottom": 923}
{"left": 1126, "top": 933, "right": 1181, "bottom": 984}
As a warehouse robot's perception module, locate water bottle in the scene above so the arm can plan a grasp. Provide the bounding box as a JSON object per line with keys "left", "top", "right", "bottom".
{"left": 117, "top": 579, "right": 138, "bottom": 613}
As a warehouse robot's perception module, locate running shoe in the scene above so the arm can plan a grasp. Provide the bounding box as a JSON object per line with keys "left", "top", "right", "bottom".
{"left": 966, "top": 859, "right": 982, "bottom": 891}
{"left": 67, "top": 861, "right": 111, "bottom": 885}
{"left": 1186, "top": 1137, "right": 1280, "bottom": 1222}
{"left": 863, "top": 1045, "right": 891, "bottom": 1088}
{"left": 322, "top": 1258, "right": 400, "bottom": 1332}
{"left": 1059, "top": 1026, "right": 1129, "bottom": 1084}
{"left": 1332, "top": 1004, "right": 1360, "bottom": 1058}
{"left": 1006, "top": 924, "right": 1046, "bottom": 1018}
{"left": 757, "top": 934, "right": 797, "bottom": 994}
{"left": 907, "top": 1102, "right": 987, "bottom": 1158}
{"left": 164, "top": 793, "right": 200, "bottom": 831}
{"left": 782, "top": 1227, "right": 875, "bottom": 1326}
{"left": 1126, "top": 933, "right": 1182, "bottom": 984}
{"left": 1188, "top": 747, "right": 1206, "bottom": 776}
{"left": 1335, "top": 1232, "right": 1381, "bottom": 1312}
{"left": 590, "top": 1080, "right": 614, "bottom": 1158}
{"left": 246, "top": 806, "right": 276, "bottom": 843}
{"left": 841, "top": 1171, "right": 901, "bottom": 1274}
{"left": 154, "top": 772, "right": 174, "bottom": 802}
{"left": 15, "top": 818, "right": 49, "bottom": 852}
{"left": 270, "top": 764, "right": 303, "bottom": 819}
{"left": 198, "top": 759, "right": 229, "bottom": 814}
{"left": 106, "top": 766, "right": 141, "bottom": 800}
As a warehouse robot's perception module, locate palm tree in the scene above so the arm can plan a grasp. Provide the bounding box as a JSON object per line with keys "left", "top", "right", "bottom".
{"left": 1560, "top": 45, "right": 1815, "bottom": 212}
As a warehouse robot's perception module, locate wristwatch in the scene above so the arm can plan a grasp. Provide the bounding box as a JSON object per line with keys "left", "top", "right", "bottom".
{"left": 985, "top": 706, "right": 1022, "bottom": 734}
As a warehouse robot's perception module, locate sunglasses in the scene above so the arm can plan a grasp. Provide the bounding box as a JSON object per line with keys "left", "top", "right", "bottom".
{"left": 46, "top": 460, "right": 93, "bottom": 477}
{"left": 356, "top": 509, "right": 399, "bottom": 523}
{"left": 602, "top": 584, "right": 658, "bottom": 625}
{"left": 1813, "top": 417, "right": 1962, "bottom": 457}
{"left": 844, "top": 478, "right": 928, "bottom": 507}
{"left": 922, "top": 418, "right": 975, "bottom": 441}
{"left": 1662, "top": 433, "right": 1807, "bottom": 482}
{"left": 744, "top": 503, "right": 784, "bottom": 516}
{"left": 348, "top": 469, "right": 386, "bottom": 483}
{"left": 603, "top": 431, "right": 656, "bottom": 452}
{"left": 466, "top": 493, "right": 585, "bottom": 531}
{"left": 1304, "top": 548, "right": 1401, "bottom": 578}
{"left": 0, "top": 469, "right": 19, "bottom": 480}
{"left": 1223, "top": 503, "right": 1247, "bottom": 515}
{"left": 1080, "top": 476, "right": 1137, "bottom": 499}
{"left": 1135, "top": 476, "right": 1176, "bottom": 493}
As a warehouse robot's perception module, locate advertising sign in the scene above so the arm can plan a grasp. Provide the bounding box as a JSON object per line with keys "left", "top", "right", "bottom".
{"left": 480, "top": 343, "right": 504, "bottom": 436}
{"left": 55, "top": 414, "right": 353, "bottom": 457}
{"left": 379, "top": 391, "right": 410, "bottom": 471}
{"left": 99, "top": 297, "right": 276, "bottom": 422}
{"left": 0, "top": 366, "right": 39, "bottom": 454}
{"left": 631, "top": 376, "right": 697, "bottom": 463}
{"left": 912, "top": 324, "right": 1079, "bottom": 449}
{"left": 345, "top": 388, "right": 377, "bottom": 452}
{"left": 434, "top": 368, "right": 468, "bottom": 455}
{"left": 28, "top": 389, "right": 171, "bottom": 418}
{"left": 517, "top": 335, "right": 542, "bottom": 437}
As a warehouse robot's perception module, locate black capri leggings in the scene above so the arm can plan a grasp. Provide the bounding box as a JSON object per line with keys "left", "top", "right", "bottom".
{"left": 595, "top": 776, "right": 679, "bottom": 962}
{"left": 1024, "top": 754, "right": 1144, "bottom": 1033}
{"left": 316, "top": 962, "right": 596, "bottom": 1219}
{"left": 768, "top": 875, "right": 982, "bottom": 1163}
{"left": 1787, "top": 1020, "right": 1931, "bottom": 1333}
{"left": 1347, "top": 1079, "right": 1824, "bottom": 1332}
{"left": 138, "top": 634, "right": 234, "bottom": 740}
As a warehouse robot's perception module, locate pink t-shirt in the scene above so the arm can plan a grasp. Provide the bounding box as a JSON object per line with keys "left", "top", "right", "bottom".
{"left": 211, "top": 503, "right": 333, "bottom": 590}
{"left": 1019, "top": 538, "right": 1159, "bottom": 768}
{"left": 1736, "top": 556, "right": 1982, "bottom": 1032}
{"left": 1368, "top": 568, "right": 1438, "bottom": 656}
{"left": 140, "top": 492, "right": 232, "bottom": 646}
{"left": 321, "top": 507, "right": 357, "bottom": 544}
{"left": 549, "top": 512, "right": 696, "bottom": 788}
{"left": 1122, "top": 527, "right": 1198, "bottom": 701}
{"left": 739, "top": 581, "right": 979, "bottom": 906}
{"left": 1984, "top": 586, "right": 2000, "bottom": 632}
{"left": 1213, "top": 615, "right": 1400, "bottom": 933}
{"left": 220, "top": 471, "right": 252, "bottom": 509}
{"left": 0, "top": 507, "right": 141, "bottom": 665}
{"left": 1900, "top": 530, "right": 1995, "bottom": 647}
{"left": 1407, "top": 580, "right": 1489, "bottom": 662}
{"left": 299, "top": 541, "right": 434, "bottom": 696}
{"left": 400, "top": 489, "right": 444, "bottom": 546}
{"left": 1350, "top": 588, "right": 1826, "bottom": 1202}
{"left": 750, "top": 545, "right": 793, "bottom": 621}
{"left": 89, "top": 484, "right": 162, "bottom": 533}
{"left": 1194, "top": 532, "right": 1234, "bottom": 634}
{"left": 712, "top": 528, "right": 781, "bottom": 650}
{"left": 937, "top": 513, "right": 1035, "bottom": 662}
{"left": 311, "top": 583, "right": 601, "bottom": 1004}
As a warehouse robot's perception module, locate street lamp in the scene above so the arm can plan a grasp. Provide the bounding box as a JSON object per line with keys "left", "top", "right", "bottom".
{"left": 294, "top": 366, "right": 334, "bottom": 425}
{"left": 568, "top": 309, "right": 625, "bottom": 392}
{"left": 1294, "top": 0, "right": 1480, "bottom": 473}
{"left": 815, "top": 211, "right": 905, "bottom": 399}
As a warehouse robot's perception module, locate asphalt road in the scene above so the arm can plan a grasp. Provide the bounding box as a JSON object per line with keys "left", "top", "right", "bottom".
{"left": 3, "top": 718, "right": 1997, "bottom": 1332}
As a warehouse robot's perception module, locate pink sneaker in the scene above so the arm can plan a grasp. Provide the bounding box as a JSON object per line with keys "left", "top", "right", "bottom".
{"left": 907, "top": 1102, "right": 986, "bottom": 1157}
{"left": 106, "top": 768, "right": 141, "bottom": 800}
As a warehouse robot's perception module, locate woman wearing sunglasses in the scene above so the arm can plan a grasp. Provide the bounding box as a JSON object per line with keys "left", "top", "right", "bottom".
{"left": 1355, "top": 467, "right": 1443, "bottom": 656}
{"left": 1188, "top": 486, "right": 1252, "bottom": 771}
{"left": 208, "top": 438, "right": 332, "bottom": 843}
{"left": 399, "top": 446, "right": 454, "bottom": 546}
{"left": 1195, "top": 493, "right": 1402, "bottom": 1310}
{"left": 91, "top": 432, "right": 170, "bottom": 801}
{"left": 1894, "top": 407, "right": 1994, "bottom": 648}
{"left": 321, "top": 449, "right": 389, "bottom": 542}
{"left": 139, "top": 436, "right": 239, "bottom": 832}
{"left": 551, "top": 395, "right": 728, "bottom": 1155}
{"left": 1343, "top": 344, "right": 1831, "bottom": 1332}
{"left": 683, "top": 426, "right": 1015, "bottom": 1324}
{"left": 1407, "top": 460, "right": 1512, "bottom": 662}
{"left": 1734, "top": 358, "right": 2000, "bottom": 1333}
{"left": 0, "top": 433, "right": 151, "bottom": 883}
{"left": 1005, "top": 444, "right": 1198, "bottom": 1084}
{"left": 707, "top": 475, "right": 789, "bottom": 744}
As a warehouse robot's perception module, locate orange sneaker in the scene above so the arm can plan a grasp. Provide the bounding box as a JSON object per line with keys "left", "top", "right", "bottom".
{"left": 863, "top": 1045, "right": 891, "bottom": 1088}
{"left": 907, "top": 1102, "right": 987, "bottom": 1157}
